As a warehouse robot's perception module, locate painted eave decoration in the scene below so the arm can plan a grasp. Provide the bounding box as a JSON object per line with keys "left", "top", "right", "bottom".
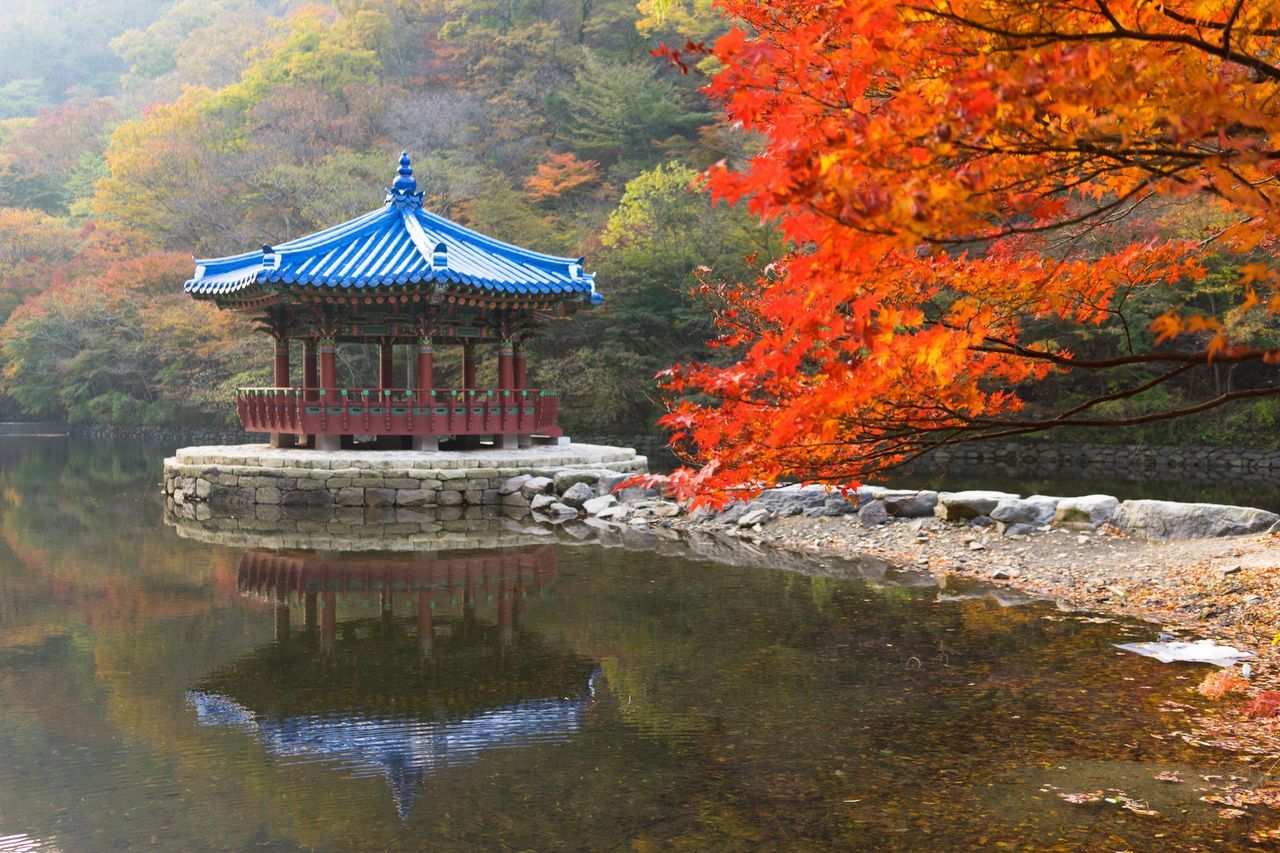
{"left": 185, "top": 152, "right": 602, "bottom": 305}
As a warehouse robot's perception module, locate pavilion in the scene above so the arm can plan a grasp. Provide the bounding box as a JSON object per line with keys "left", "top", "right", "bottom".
{"left": 184, "top": 152, "right": 601, "bottom": 451}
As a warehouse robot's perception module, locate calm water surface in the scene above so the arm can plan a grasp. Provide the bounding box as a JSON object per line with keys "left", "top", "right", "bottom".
{"left": 0, "top": 438, "right": 1274, "bottom": 850}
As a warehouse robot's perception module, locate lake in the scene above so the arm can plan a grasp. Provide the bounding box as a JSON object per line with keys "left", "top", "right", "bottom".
{"left": 0, "top": 437, "right": 1272, "bottom": 850}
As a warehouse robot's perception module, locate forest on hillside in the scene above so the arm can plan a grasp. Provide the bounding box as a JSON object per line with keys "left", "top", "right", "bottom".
{"left": 0, "top": 0, "right": 774, "bottom": 437}
{"left": 0, "top": 0, "right": 1272, "bottom": 449}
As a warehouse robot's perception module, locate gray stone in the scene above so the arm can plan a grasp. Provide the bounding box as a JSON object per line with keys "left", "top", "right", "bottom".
{"left": 256, "top": 486, "right": 282, "bottom": 505}
{"left": 438, "top": 490, "right": 464, "bottom": 506}
{"left": 737, "top": 508, "right": 771, "bottom": 527}
{"left": 617, "top": 485, "right": 661, "bottom": 502}
{"left": 991, "top": 495, "right": 1061, "bottom": 526}
{"left": 365, "top": 488, "right": 398, "bottom": 507}
{"left": 1054, "top": 495, "right": 1119, "bottom": 529}
{"left": 935, "top": 490, "right": 1019, "bottom": 521}
{"left": 597, "top": 505, "right": 631, "bottom": 521}
{"left": 596, "top": 472, "right": 632, "bottom": 495}
{"left": 582, "top": 494, "right": 618, "bottom": 516}
{"left": 881, "top": 490, "right": 938, "bottom": 518}
{"left": 652, "top": 502, "right": 682, "bottom": 518}
{"left": 499, "top": 474, "right": 531, "bottom": 495}
{"left": 1113, "top": 499, "right": 1280, "bottom": 540}
{"left": 545, "top": 501, "right": 580, "bottom": 520}
{"left": 195, "top": 479, "right": 212, "bottom": 499}
{"left": 396, "top": 489, "right": 434, "bottom": 507}
{"left": 530, "top": 493, "right": 558, "bottom": 512}
{"left": 520, "top": 476, "right": 554, "bottom": 499}
{"left": 1002, "top": 522, "right": 1037, "bottom": 537}
{"left": 502, "top": 492, "right": 532, "bottom": 510}
{"left": 280, "top": 489, "right": 334, "bottom": 507}
{"left": 336, "top": 487, "right": 365, "bottom": 506}
{"left": 858, "top": 499, "right": 890, "bottom": 527}
{"left": 554, "top": 469, "right": 609, "bottom": 493}
{"left": 560, "top": 481, "right": 595, "bottom": 509}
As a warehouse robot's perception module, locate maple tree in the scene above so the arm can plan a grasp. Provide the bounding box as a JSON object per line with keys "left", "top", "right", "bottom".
{"left": 651, "top": 0, "right": 1280, "bottom": 502}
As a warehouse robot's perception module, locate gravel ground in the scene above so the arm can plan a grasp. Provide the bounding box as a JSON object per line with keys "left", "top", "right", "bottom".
{"left": 675, "top": 512, "right": 1280, "bottom": 684}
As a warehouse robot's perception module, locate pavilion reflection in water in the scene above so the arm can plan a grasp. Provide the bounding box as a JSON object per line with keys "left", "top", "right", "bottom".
{"left": 188, "top": 545, "right": 598, "bottom": 819}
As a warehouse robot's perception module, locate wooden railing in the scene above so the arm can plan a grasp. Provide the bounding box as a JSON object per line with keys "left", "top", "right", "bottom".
{"left": 235, "top": 388, "right": 561, "bottom": 437}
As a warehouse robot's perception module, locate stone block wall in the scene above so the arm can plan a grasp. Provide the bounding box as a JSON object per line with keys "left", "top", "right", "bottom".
{"left": 163, "top": 443, "right": 647, "bottom": 513}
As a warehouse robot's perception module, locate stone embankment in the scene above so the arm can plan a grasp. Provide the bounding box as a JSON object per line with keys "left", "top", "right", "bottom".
{"left": 163, "top": 443, "right": 647, "bottom": 516}
{"left": 532, "top": 480, "right": 1280, "bottom": 543}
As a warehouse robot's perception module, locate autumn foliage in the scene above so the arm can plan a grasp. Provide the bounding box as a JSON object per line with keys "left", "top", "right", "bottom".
{"left": 653, "top": 0, "right": 1280, "bottom": 502}
{"left": 1198, "top": 670, "right": 1251, "bottom": 700}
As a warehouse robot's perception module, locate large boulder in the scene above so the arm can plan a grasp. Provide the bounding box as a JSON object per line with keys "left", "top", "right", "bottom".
{"left": 1054, "top": 495, "right": 1118, "bottom": 530}
{"left": 559, "top": 481, "right": 596, "bottom": 509}
{"left": 746, "top": 485, "right": 831, "bottom": 518}
{"left": 520, "top": 476, "right": 554, "bottom": 500}
{"left": 881, "top": 490, "right": 939, "bottom": 518}
{"left": 498, "top": 474, "right": 531, "bottom": 496}
{"left": 991, "top": 495, "right": 1061, "bottom": 527}
{"left": 554, "top": 469, "right": 615, "bottom": 494}
{"left": 582, "top": 494, "right": 618, "bottom": 516}
{"left": 858, "top": 500, "right": 890, "bottom": 527}
{"left": 934, "top": 490, "right": 1019, "bottom": 521}
{"left": 1113, "top": 500, "right": 1279, "bottom": 540}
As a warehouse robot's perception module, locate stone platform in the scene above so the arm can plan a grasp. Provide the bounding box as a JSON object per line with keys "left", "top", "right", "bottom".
{"left": 163, "top": 443, "right": 647, "bottom": 514}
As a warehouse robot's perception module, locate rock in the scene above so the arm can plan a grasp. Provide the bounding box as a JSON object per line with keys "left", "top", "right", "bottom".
{"left": 745, "top": 485, "right": 832, "bottom": 518}
{"left": 857, "top": 500, "right": 890, "bottom": 527}
{"left": 1113, "top": 499, "right": 1280, "bottom": 540}
{"left": 881, "top": 490, "right": 939, "bottom": 518}
{"left": 737, "top": 508, "right": 771, "bottom": 527}
{"left": 501, "top": 492, "right": 530, "bottom": 510}
{"left": 559, "top": 481, "right": 595, "bottom": 509}
{"left": 365, "top": 488, "right": 397, "bottom": 507}
{"left": 530, "top": 493, "right": 558, "bottom": 512}
{"left": 596, "top": 472, "right": 632, "bottom": 495}
{"left": 597, "top": 505, "right": 631, "bottom": 521}
{"left": 437, "top": 490, "right": 464, "bottom": 507}
{"left": 968, "top": 540, "right": 986, "bottom": 551}
{"left": 617, "top": 485, "right": 662, "bottom": 503}
{"left": 968, "top": 515, "right": 996, "bottom": 528}
{"left": 935, "top": 490, "right": 1019, "bottom": 521}
{"left": 280, "top": 489, "right": 334, "bottom": 506}
{"left": 519, "top": 476, "right": 554, "bottom": 499}
{"left": 499, "top": 474, "right": 531, "bottom": 495}
{"left": 1002, "top": 522, "right": 1037, "bottom": 537}
{"left": 554, "top": 469, "right": 611, "bottom": 494}
{"left": 1054, "top": 495, "right": 1119, "bottom": 530}
{"left": 582, "top": 494, "right": 618, "bottom": 516}
{"left": 991, "top": 495, "right": 1061, "bottom": 526}
{"left": 545, "top": 502, "right": 580, "bottom": 520}
{"left": 652, "top": 502, "right": 682, "bottom": 518}
{"left": 718, "top": 502, "right": 751, "bottom": 524}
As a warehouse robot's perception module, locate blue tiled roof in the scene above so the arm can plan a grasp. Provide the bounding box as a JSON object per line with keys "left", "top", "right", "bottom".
{"left": 185, "top": 153, "right": 600, "bottom": 304}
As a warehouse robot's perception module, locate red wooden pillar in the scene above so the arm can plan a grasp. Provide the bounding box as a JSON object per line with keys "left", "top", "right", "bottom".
{"left": 462, "top": 341, "right": 476, "bottom": 389}
{"left": 303, "top": 340, "right": 318, "bottom": 400}
{"left": 498, "top": 339, "right": 514, "bottom": 389}
{"left": 317, "top": 337, "right": 339, "bottom": 451}
{"left": 273, "top": 338, "right": 290, "bottom": 387}
{"left": 379, "top": 340, "right": 394, "bottom": 389}
{"left": 319, "top": 338, "right": 337, "bottom": 390}
{"left": 513, "top": 343, "right": 527, "bottom": 389}
{"left": 416, "top": 337, "right": 434, "bottom": 394}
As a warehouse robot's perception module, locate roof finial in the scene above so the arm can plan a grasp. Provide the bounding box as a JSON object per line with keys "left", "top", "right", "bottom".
{"left": 392, "top": 151, "right": 416, "bottom": 193}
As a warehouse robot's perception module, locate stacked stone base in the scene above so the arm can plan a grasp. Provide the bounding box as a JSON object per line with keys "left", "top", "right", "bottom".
{"left": 163, "top": 443, "right": 647, "bottom": 514}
